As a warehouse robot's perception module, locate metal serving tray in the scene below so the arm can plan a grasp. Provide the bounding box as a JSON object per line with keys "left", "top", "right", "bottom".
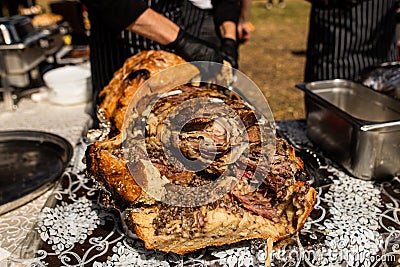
{"left": 0, "top": 130, "right": 73, "bottom": 214}
{"left": 296, "top": 79, "right": 400, "bottom": 180}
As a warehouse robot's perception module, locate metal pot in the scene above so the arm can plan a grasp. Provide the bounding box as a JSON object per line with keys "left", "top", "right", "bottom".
{"left": 296, "top": 79, "right": 400, "bottom": 180}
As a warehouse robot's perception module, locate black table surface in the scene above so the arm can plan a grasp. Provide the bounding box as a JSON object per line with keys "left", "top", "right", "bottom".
{"left": 7, "top": 120, "right": 399, "bottom": 267}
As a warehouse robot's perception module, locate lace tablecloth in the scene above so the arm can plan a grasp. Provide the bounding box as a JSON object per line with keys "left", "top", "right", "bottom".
{"left": 3, "top": 120, "right": 400, "bottom": 266}
{"left": 0, "top": 96, "right": 93, "bottom": 146}
{"left": 0, "top": 97, "right": 93, "bottom": 265}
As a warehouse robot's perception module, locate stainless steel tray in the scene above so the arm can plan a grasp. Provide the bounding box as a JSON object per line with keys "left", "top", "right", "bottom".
{"left": 0, "top": 15, "right": 35, "bottom": 45}
{"left": 0, "top": 130, "right": 73, "bottom": 214}
{"left": 296, "top": 79, "right": 400, "bottom": 180}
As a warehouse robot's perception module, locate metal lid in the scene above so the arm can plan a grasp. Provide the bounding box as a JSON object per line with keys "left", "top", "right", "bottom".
{"left": 0, "top": 15, "right": 36, "bottom": 45}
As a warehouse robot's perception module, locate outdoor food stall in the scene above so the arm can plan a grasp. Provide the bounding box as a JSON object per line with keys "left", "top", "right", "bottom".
{"left": 0, "top": 17, "right": 399, "bottom": 266}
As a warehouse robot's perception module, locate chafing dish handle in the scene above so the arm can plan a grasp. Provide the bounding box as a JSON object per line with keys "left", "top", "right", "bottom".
{"left": 0, "top": 24, "right": 12, "bottom": 45}
{"left": 360, "top": 121, "right": 400, "bottom": 131}
{"left": 295, "top": 83, "right": 307, "bottom": 92}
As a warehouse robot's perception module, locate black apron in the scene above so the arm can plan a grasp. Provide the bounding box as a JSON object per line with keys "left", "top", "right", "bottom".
{"left": 304, "top": 0, "right": 398, "bottom": 82}
{"left": 89, "top": 0, "right": 218, "bottom": 96}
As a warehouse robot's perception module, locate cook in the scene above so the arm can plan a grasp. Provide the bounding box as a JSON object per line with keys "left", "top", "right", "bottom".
{"left": 304, "top": 0, "right": 398, "bottom": 82}
{"left": 80, "top": 0, "right": 240, "bottom": 109}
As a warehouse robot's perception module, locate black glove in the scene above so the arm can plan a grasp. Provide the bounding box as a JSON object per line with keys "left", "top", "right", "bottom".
{"left": 220, "top": 38, "right": 238, "bottom": 69}
{"left": 167, "top": 28, "right": 223, "bottom": 63}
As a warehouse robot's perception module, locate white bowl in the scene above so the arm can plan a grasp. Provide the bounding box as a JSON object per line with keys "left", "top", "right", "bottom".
{"left": 43, "top": 65, "right": 92, "bottom": 105}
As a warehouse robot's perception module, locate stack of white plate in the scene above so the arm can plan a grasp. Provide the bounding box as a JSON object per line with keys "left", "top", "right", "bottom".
{"left": 43, "top": 65, "right": 92, "bottom": 105}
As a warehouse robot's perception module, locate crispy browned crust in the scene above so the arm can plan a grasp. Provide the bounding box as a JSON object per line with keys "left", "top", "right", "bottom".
{"left": 85, "top": 135, "right": 142, "bottom": 205}
{"left": 86, "top": 50, "right": 193, "bottom": 204}
{"left": 85, "top": 49, "right": 317, "bottom": 256}
{"left": 96, "top": 50, "right": 188, "bottom": 132}
{"left": 124, "top": 138, "right": 317, "bottom": 255}
{"left": 129, "top": 182, "right": 316, "bottom": 255}
{"left": 87, "top": 135, "right": 317, "bottom": 254}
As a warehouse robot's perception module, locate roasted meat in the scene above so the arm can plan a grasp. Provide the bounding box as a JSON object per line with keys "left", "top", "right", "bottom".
{"left": 85, "top": 50, "right": 316, "bottom": 255}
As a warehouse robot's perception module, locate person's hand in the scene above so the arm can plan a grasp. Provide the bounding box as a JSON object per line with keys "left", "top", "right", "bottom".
{"left": 167, "top": 28, "right": 223, "bottom": 63}
{"left": 220, "top": 38, "right": 238, "bottom": 69}
{"left": 237, "top": 22, "right": 252, "bottom": 43}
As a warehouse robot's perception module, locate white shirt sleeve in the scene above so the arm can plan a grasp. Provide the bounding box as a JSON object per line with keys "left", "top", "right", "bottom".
{"left": 187, "top": 0, "right": 213, "bottom": 10}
